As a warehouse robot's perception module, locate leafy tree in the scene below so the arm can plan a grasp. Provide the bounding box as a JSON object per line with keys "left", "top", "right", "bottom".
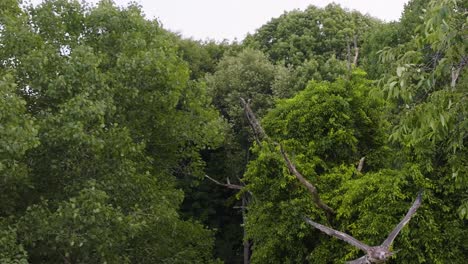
{"left": 272, "top": 55, "right": 348, "bottom": 98}
{"left": 244, "top": 71, "right": 391, "bottom": 263}
{"left": 398, "top": 0, "right": 431, "bottom": 43}
{"left": 203, "top": 48, "right": 282, "bottom": 262}
{"left": 0, "top": 75, "right": 39, "bottom": 216}
{"left": 0, "top": 0, "right": 224, "bottom": 262}
{"left": 379, "top": 0, "right": 467, "bottom": 219}
{"left": 360, "top": 22, "right": 401, "bottom": 79}
{"left": 175, "top": 38, "right": 235, "bottom": 80}
{"left": 244, "top": 4, "right": 379, "bottom": 67}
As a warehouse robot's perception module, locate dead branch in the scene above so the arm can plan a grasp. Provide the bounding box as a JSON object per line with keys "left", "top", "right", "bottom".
{"left": 451, "top": 56, "right": 467, "bottom": 89}
{"left": 240, "top": 97, "right": 267, "bottom": 146}
{"left": 279, "top": 145, "right": 335, "bottom": 217}
{"left": 347, "top": 39, "right": 352, "bottom": 72}
{"left": 353, "top": 35, "right": 359, "bottom": 66}
{"left": 306, "top": 192, "right": 423, "bottom": 263}
{"left": 240, "top": 98, "right": 335, "bottom": 218}
{"left": 356, "top": 157, "right": 365, "bottom": 172}
{"left": 205, "top": 175, "right": 243, "bottom": 190}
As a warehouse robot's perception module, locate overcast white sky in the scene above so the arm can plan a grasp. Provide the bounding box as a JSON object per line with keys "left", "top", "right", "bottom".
{"left": 30, "top": 0, "right": 409, "bottom": 41}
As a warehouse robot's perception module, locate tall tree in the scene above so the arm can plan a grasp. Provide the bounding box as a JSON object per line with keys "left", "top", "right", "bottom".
{"left": 379, "top": 0, "right": 467, "bottom": 219}
{"left": 244, "top": 4, "right": 379, "bottom": 67}
{"left": 0, "top": 0, "right": 224, "bottom": 262}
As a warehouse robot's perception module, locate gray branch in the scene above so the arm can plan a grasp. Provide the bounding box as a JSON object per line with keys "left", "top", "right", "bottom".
{"left": 357, "top": 157, "right": 365, "bottom": 172}
{"left": 205, "top": 175, "right": 243, "bottom": 190}
{"left": 306, "top": 192, "right": 423, "bottom": 263}
{"left": 240, "top": 97, "right": 335, "bottom": 218}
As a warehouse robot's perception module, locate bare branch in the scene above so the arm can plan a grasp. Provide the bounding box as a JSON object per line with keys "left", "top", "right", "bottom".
{"left": 451, "top": 66, "right": 461, "bottom": 89}
{"left": 306, "top": 192, "right": 423, "bottom": 263}
{"left": 240, "top": 98, "right": 334, "bottom": 217}
{"left": 353, "top": 35, "right": 359, "bottom": 66}
{"left": 280, "top": 145, "right": 335, "bottom": 216}
{"left": 450, "top": 56, "right": 467, "bottom": 89}
{"left": 205, "top": 175, "right": 243, "bottom": 190}
{"left": 304, "top": 217, "right": 370, "bottom": 252}
{"left": 346, "top": 255, "right": 368, "bottom": 264}
{"left": 347, "top": 39, "right": 352, "bottom": 72}
{"left": 240, "top": 97, "right": 267, "bottom": 146}
{"left": 381, "top": 191, "right": 423, "bottom": 248}
{"left": 242, "top": 195, "right": 251, "bottom": 264}
{"left": 357, "top": 157, "right": 365, "bottom": 172}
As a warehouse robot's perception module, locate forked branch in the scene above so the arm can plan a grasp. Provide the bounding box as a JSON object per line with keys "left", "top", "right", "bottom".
{"left": 306, "top": 192, "right": 423, "bottom": 263}
{"left": 205, "top": 175, "right": 243, "bottom": 190}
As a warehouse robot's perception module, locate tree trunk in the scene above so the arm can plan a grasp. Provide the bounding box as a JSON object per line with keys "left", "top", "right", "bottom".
{"left": 353, "top": 35, "right": 359, "bottom": 66}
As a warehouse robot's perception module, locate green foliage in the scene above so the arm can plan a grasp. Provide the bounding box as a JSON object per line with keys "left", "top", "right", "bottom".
{"left": 244, "top": 4, "right": 379, "bottom": 67}
{"left": 379, "top": 0, "right": 467, "bottom": 219}
{"left": 244, "top": 72, "right": 392, "bottom": 263}
{"left": 265, "top": 70, "right": 386, "bottom": 167}
{"left": 272, "top": 55, "right": 348, "bottom": 98}
{"left": 175, "top": 38, "right": 235, "bottom": 80}
{"left": 206, "top": 48, "right": 280, "bottom": 168}
{"left": 0, "top": 225, "right": 28, "bottom": 264}
{"left": 17, "top": 185, "right": 136, "bottom": 263}
{"left": 1, "top": 0, "right": 466, "bottom": 262}
{"left": 360, "top": 22, "right": 401, "bottom": 79}
{"left": 0, "top": 0, "right": 224, "bottom": 262}
{"left": 0, "top": 75, "right": 39, "bottom": 216}
{"left": 244, "top": 68, "right": 467, "bottom": 263}
{"left": 207, "top": 48, "right": 278, "bottom": 124}
{"left": 204, "top": 47, "right": 283, "bottom": 262}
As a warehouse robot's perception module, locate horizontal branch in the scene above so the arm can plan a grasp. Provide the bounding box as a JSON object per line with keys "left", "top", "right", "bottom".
{"left": 205, "top": 175, "right": 243, "bottom": 190}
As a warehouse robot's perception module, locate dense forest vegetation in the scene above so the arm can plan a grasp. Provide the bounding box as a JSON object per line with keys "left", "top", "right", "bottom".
{"left": 0, "top": 0, "right": 466, "bottom": 263}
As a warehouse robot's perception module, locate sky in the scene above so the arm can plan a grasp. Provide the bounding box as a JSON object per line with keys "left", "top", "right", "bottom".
{"left": 30, "top": 0, "right": 410, "bottom": 41}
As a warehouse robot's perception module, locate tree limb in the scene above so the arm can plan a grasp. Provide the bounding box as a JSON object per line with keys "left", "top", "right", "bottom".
{"left": 280, "top": 145, "right": 335, "bottom": 216}
{"left": 353, "top": 35, "right": 359, "bottom": 66}
{"left": 205, "top": 175, "right": 243, "bottom": 190}
{"left": 240, "top": 98, "right": 334, "bottom": 217}
{"left": 347, "top": 39, "right": 352, "bottom": 72}
{"left": 357, "top": 157, "right": 365, "bottom": 172}
{"left": 451, "top": 56, "right": 467, "bottom": 89}
{"left": 304, "top": 217, "right": 369, "bottom": 252}
{"left": 306, "top": 192, "right": 423, "bottom": 263}
{"left": 346, "top": 255, "right": 369, "bottom": 264}
{"left": 240, "top": 97, "right": 267, "bottom": 146}
{"left": 381, "top": 191, "right": 423, "bottom": 248}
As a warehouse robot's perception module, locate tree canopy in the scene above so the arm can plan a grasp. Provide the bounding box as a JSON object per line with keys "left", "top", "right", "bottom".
{"left": 0, "top": 0, "right": 466, "bottom": 263}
